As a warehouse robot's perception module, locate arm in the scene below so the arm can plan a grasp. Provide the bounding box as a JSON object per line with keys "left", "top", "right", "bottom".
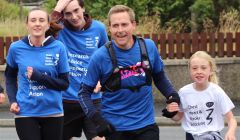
{"left": 0, "top": 92, "right": 5, "bottom": 104}
{"left": 28, "top": 67, "right": 69, "bottom": 91}
{"left": 78, "top": 83, "right": 115, "bottom": 137}
{"left": 5, "top": 64, "right": 20, "bottom": 113}
{"left": 5, "top": 64, "right": 18, "bottom": 104}
{"left": 224, "top": 111, "right": 237, "bottom": 140}
{"left": 152, "top": 70, "right": 178, "bottom": 99}
{"left": 45, "top": 0, "right": 72, "bottom": 37}
{"left": 153, "top": 71, "right": 181, "bottom": 118}
{"left": 78, "top": 83, "right": 97, "bottom": 117}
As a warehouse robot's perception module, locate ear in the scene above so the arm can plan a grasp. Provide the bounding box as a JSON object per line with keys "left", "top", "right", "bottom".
{"left": 132, "top": 21, "right": 137, "bottom": 30}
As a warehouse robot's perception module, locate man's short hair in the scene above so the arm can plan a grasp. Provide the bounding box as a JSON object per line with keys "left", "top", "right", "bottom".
{"left": 107, "top": 5, "right": 135, "bottom": 24}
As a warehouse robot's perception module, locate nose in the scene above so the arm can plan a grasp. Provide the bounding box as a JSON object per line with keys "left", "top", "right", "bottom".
{"left": 72, "top": 13, "right": 78, "bottom": 20}
{"left": 35, "top": 20, "right": 41, "bottom": 26}
{"left": 196, "top": 68, "right": 202, "bottom": 73}
{"left": 117, "top": 26, "right": 124, "bottom": 32}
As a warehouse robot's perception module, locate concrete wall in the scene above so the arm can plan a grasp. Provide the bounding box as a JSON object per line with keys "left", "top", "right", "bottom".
{"left": 153, "top": 57, "right": 240, "bottom": 102}
{"left": 0, "top": 57, "right": 240, "bottom": 107}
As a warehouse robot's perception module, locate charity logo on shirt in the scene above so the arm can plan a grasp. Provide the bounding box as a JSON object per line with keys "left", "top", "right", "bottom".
{"left": 85, "top": 36, "right": 99, "bottom": 48}
{"left": 68, "top": 52, "right": 88, "bottom": 77}
{"left": 25, "top": 72, "right": 47, "bottom": 97}
{"left": 45, "top": 53, "right": 59, "bottom": 66}
{"left": 187, "top": 101, "right": 214, "bottom": 127}
{"left": 121, "top": 62, "right": 146, "bottom": 80}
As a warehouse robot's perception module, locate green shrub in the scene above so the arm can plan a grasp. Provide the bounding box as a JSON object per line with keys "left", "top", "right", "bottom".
{"left": 0, "top": 0, "right": 28, "bottom": 21}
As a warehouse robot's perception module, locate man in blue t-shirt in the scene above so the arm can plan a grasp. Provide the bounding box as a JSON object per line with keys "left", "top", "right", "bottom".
{"left": 78, "top": 5, "right": 180, "bottom": 140}
{"left": 48, "top": 0, "right": 109, "bottom": 140}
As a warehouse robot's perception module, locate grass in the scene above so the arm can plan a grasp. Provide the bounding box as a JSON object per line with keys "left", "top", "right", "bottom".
{"left": 0, "top": 19, "right": 27, "bottom": 37}
{"left": 0, "top": 9, "right": 240, "bottom": 36}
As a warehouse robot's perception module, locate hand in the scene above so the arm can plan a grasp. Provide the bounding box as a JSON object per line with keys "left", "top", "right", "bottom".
{"left": 27, "top": 66, "right": 33, "bottom": 79}
{"left": 10, "top": 102, "right": 20, "bottom": 114}
{"left": 94, "top": 81, "right": 102, "bottom": 93}
{"left": 162, "top": 102, "right": 180, "bottom": 118}
{"left": 167, "top": 92, "right": 180, "bottom": 105}
{"left": 224, "top": 133, "right": 236, "bottom": 140}
{"left": 92, "top": 136, "right": 106, "bottom": 140}
{"left": 54, "top": 0, "right": 73, "bottom": 12}
{"left": 162, "top": 93, "right": 180, "bottom": 118}
{"left": 166, "top": 102, "right": 180, "bottom": 112}
{"left": 0, "top": 93, "right": 5, "bottom": 104}
{"left": 92, "top": 112, "right": 115, "bottom": 137}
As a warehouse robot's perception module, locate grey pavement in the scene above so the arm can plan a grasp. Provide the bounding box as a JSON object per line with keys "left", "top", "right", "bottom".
{"left": 1, "top": 102, "right": 240, "bottom": 126}
{"left": 1, "top": 126, "right": 240, "bottom": 140}
{"left": 0, "top": 102, "right": 240, "bottom": 139}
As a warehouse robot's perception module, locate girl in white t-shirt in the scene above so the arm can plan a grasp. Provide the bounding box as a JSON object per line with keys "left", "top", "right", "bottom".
{"left": 167, "top": 51, "right": 237, "bottom": 140}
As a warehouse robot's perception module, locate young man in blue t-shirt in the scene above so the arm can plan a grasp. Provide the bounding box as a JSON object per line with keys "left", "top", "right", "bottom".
{"left": 78, "top": 5, "right": 180, "bottom": 140}
{"left": 48, "top": 0, "right": 109, "bottom": 140}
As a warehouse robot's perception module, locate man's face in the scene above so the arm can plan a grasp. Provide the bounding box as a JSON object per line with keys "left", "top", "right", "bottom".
{"left": 63, "top": 0, "right": 85, "bottom": 29}
{"left": 109, "top": 12, "right": 136, "bottom": 49}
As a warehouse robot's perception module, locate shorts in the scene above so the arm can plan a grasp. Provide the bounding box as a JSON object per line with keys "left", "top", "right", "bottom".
{"left": 106, "top": 123, "right": 159, "bottom": 140}
{"left": 62, "top": 99, "right": 101, "bottom": 140}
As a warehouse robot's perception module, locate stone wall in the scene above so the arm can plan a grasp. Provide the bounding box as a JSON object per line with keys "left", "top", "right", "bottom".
{"left": 0, "top": 57, "right": 240, "bottom": 107}
{"left": 153, "top": 57, "right": 240, "bottom": 102}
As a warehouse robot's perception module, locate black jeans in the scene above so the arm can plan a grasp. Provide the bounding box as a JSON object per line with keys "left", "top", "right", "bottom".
{"left": 106, "top": 123, "right": 159, "bottom": 140}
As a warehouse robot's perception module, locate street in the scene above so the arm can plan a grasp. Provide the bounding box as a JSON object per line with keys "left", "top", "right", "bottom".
{"left": 1, "top": 126, "right": 240, "bottom": 140}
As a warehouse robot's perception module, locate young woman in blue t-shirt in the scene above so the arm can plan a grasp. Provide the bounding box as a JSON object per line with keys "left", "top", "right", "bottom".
{"left": 5, "top": 8, "right": 69, "bottom": 140}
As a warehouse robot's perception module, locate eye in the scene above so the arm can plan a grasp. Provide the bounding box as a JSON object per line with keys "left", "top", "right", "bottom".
{"left": 74, "top": 8, "right": 79, "bottom": 13}
{"left": 112, "top": 24, "right": 119, "bottom": 28}
{"left": 201, "top": 66, "right": 207, "bottom": 70}
{"left": 39, "top": 18, "right": 46, "bottom": 22}
{"left": 30, "top": 18, "right": 36, "bottom": 22}
{"left": 64, "top": 12, "right": 72, "bottom": 17}
{"left": 191, "top": 67, "right": 197, "bottom": 70}
{"left": 121, "top": 23, "right": 128, "bottom": 27}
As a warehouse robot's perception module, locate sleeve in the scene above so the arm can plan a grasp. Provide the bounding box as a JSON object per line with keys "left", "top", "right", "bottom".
{"left": 45, "top": 11, "right": 64, "bottom": 38}
{"left": 5, "top": 43, "right": 18, "bottom": 103}
{"left": 78, "top": 83, "right": 97, "bottom": 117}
{"left": 152, "top": 70, "right": 177, "bottom": 99}
{"left": 78, "top": 52, "right": 103, "bottom": 117}
{"left": 31, "top": 71, "right": 69, "bottom": 91}
{"left": 217, "top": 86, "right": 235, "bottom": 115}
{"left": 5, "top": 64, "right": 18, "bottom": 104}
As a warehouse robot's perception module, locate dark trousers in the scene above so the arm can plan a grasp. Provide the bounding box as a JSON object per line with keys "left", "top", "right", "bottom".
{"left": 15, "top": 116, "right": 63, "bottom": 140}
{"left": 63, "top": 99, "right": 101, "bottom": 140}
{"left": 186, "top": 132, "right": 194, "bottom": 140}
{"left": 106, "top": 123, "right": 159, "bottom": 140}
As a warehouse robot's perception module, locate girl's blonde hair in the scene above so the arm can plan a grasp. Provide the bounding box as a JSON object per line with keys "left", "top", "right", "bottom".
{"left": 189, "top": 51, "right": 219, "bottom": 84}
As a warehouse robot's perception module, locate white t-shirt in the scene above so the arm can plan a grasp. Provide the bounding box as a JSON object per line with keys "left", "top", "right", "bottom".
{"left": 179, "top": 82, "right": 235, "bottom": 135}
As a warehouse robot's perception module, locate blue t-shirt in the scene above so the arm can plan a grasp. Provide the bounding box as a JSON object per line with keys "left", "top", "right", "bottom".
{"left": 6, "top": 37, "right": 69, "bottom": 116}
{"left": 82, "top": 38, "right": 164, "bottom": 131}
{"left": 58, "top": 20, "right": 108, "bottom": 100}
